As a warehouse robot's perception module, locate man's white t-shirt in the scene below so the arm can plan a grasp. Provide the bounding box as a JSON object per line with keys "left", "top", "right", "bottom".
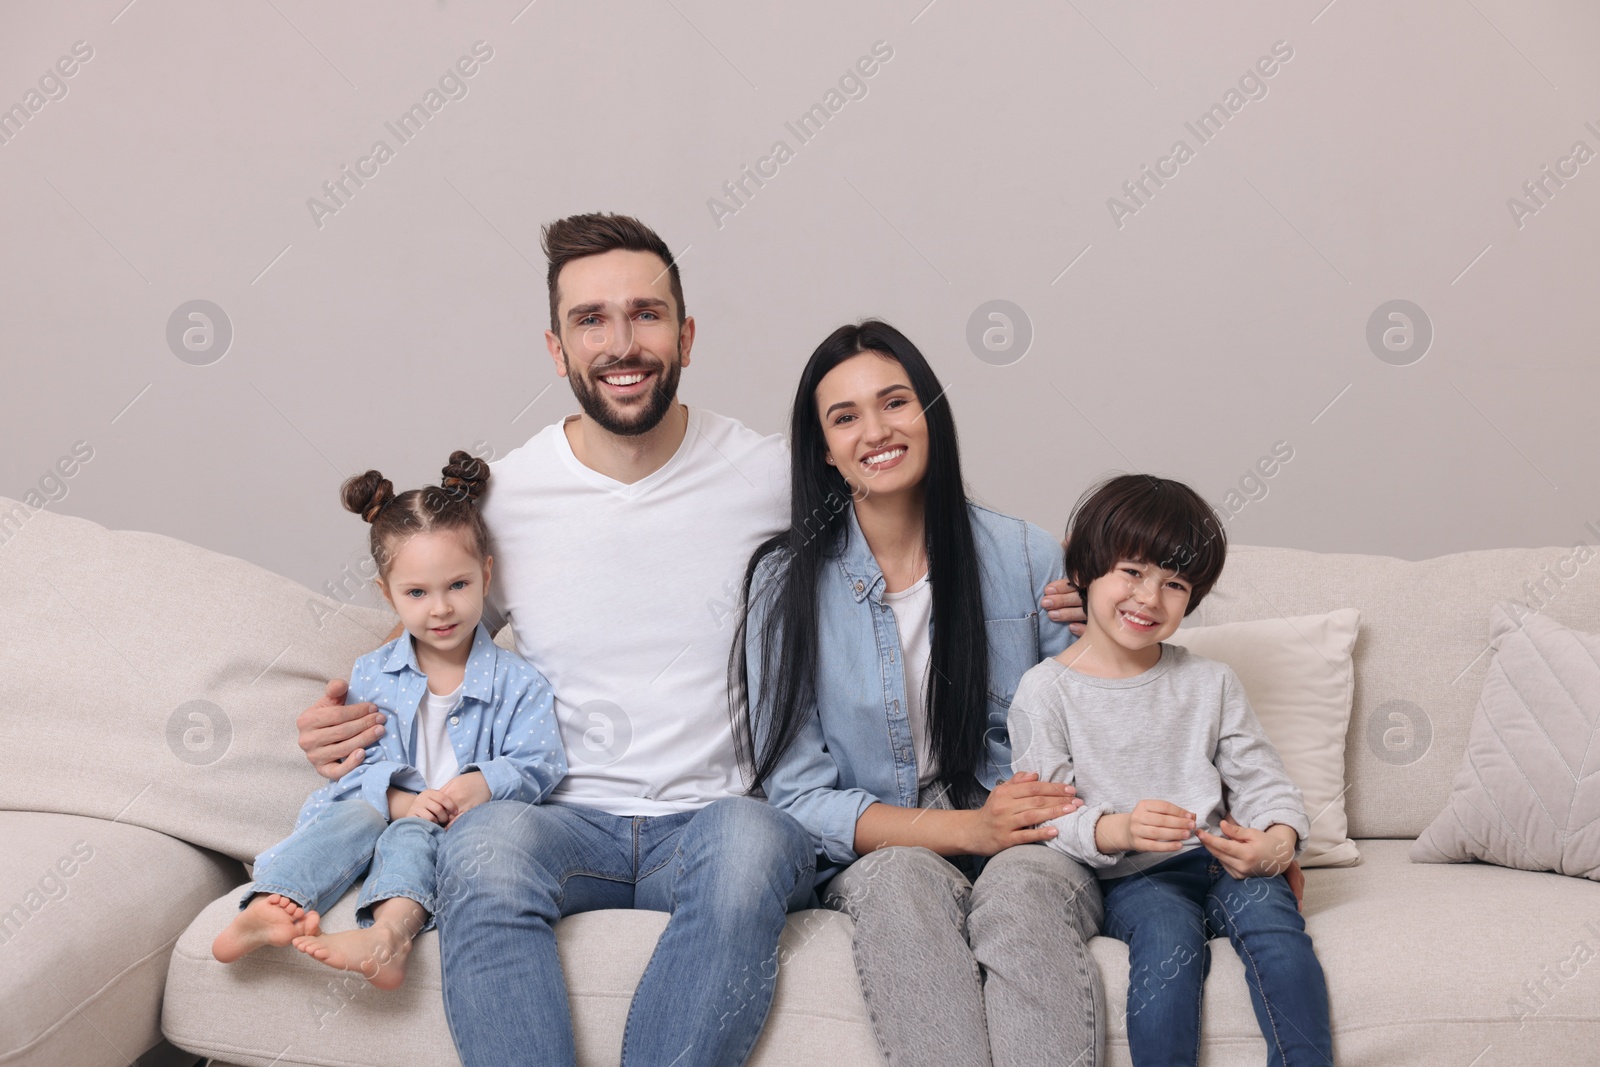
{"left": 480, "top": 407, "right": 789, "bottom": 816}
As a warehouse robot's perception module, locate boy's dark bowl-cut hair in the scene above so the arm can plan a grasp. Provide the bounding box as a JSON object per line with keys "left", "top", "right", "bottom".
{"left": 1063, "top": 473, "right": 1226, "bottom": 615}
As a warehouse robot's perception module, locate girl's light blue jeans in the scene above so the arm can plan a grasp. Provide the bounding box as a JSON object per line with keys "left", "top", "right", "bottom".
{"left": 241, "top": 798, "right": 446, "bottom": 931}
{"left": 1101, "top": 847, "right": 1332, "bottom": 1067}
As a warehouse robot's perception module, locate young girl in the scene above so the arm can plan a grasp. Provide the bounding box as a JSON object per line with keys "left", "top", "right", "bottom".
{"left": 212, "top": 451, "right": 566, "bottom": 989}
{"left": 1008, "top": 474, "right": 1332, "bottom": 1066}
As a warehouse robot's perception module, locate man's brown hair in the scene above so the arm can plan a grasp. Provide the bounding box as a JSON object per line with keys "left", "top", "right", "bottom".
{"left": 541, "top": 213, "right": 685, "bottom": 334}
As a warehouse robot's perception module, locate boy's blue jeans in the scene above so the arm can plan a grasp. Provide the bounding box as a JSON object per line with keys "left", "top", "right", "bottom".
{"left": 243, "top": 798, "right": 446, "bottom": 931}
{"left": 433, "top": 796, "right": 815, "bottom": 1067}
{"left": 1102, "top": 848, "right": 1332, "bottom": 1067}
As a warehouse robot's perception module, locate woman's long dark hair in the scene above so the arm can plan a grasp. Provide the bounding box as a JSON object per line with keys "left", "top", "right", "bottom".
{"left": 731, "top": 320, "right": 990, "bottom": 809}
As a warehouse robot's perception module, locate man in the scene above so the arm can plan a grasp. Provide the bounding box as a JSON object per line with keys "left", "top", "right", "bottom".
{"left": 295, "top": 212, "right": 1087, "bottom": 1065}
{"left": 298, "top": 213, "right": 810, "bottom": 1066}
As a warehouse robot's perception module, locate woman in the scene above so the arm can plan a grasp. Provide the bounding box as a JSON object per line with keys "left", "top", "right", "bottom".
{"left": 734, "top": 320, "right": 1103, "bottom": 1067}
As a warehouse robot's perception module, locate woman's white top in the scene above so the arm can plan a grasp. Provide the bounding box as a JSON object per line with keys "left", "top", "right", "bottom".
{"left": 882, "top": 574, "right": 938, "bottom": 787}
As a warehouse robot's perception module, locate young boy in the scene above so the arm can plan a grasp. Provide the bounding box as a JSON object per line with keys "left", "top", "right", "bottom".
{"left": 1007, "top": 474, "right": 1332, "bottom": 1067}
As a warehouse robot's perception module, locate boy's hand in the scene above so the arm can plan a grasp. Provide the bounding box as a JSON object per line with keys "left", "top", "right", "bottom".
{"left": 1040, "top": 577, "right": 1086, "bottom": 635}
{"left": 1096, "top": 800, "right": 1195, "bottom": 854}
{"left": 409, "top": 789, "right": 459, "bottom": 826}
{"left": 1198, "top": 819, "right": 1297, "bottom": 880}
{"left": 440, "top": 772, "right": 491, "bottom": 825}
{"left": 1128, "top": 799, "right": 1195, "bottom": 851}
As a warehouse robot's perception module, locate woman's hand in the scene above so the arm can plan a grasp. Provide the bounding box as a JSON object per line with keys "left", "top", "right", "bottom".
{"left": 440, "top": 772, "right": 491, "bottom": 825}
{"left": 1095, "top": 799, "right": 1195, "bottom": 854}
{"left": 1197, "top": 819, "right": 1298, "bottom": 880}
{"left": 964, "top": 772, "right": 1082, "bottom": 856}
{"left": 408, "top": 789, "right": 459, "bottom": 826}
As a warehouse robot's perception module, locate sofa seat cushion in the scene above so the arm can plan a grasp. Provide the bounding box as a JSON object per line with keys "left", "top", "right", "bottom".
{"left": 1098, "top": 838, "right": 1600, "bottom": 1066}
{"left": 164, "top": 889, "right": 883, "bottom": 1067}
{"left": 168, "top": 839, "right": 1600, "bottom": 1067}
{"left": 0, "top": 811, "right": 242, "bottom": 1067}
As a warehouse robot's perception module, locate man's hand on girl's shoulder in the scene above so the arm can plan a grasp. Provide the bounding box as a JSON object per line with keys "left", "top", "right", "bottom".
{"left": 297, "top": 678, "right": 385, "bottom": 780}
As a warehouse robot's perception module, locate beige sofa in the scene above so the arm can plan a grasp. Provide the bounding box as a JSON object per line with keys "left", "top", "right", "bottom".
{"left": 3, "top": 494, "right": 1597, "bottom": 1067}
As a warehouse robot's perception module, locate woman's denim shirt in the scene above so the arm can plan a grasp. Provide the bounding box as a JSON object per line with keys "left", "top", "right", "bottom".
{"left": 746, "top": 502, "right": 1074, "bottom": 883}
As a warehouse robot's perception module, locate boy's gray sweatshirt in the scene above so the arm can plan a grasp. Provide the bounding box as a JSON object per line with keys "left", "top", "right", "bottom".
{"left": 1008, "top": 643, "right": 1308, "bottom": 880}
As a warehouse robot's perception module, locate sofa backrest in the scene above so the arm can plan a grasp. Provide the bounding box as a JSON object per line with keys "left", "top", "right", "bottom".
{"left": 9, "top": 492, "right": 1597, "bottom": 852}
{"left": 1193, "top": 543, "right": 1600, "bottom": 839}
{"left": 0, "top": 496, "right": 396, "bottom": 864}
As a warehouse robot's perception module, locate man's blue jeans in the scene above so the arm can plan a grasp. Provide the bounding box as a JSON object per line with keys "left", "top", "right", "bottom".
{"left": 434, "top": 796, "right": 815, "bottom": 1067}
{"left": 245, "top": 798, "right": 446, "bottom": 931}
{"left": 1101, "top": 848, "right": 1332, "bottom": 1067}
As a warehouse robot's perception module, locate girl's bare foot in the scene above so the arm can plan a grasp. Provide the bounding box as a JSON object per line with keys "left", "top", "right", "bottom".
{"left": 291, "top": 923, "right": 416, "bottom": 990}
{"left": 212, "top": 894, "right": 312, "bottom": 963}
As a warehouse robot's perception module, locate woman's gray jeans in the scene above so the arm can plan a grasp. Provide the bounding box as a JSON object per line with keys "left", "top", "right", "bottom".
{"left": 823, "top": 840, "right": 1105, "bottom": 1067}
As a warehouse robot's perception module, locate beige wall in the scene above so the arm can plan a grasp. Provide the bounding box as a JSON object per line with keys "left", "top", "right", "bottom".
{"left": 3, "top": 1, "right": 1597, "bottom": 604}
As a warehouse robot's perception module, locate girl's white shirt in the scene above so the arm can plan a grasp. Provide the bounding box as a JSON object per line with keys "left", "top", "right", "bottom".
{"left": 416, "top": 680, "right": 464, "bottom": 789}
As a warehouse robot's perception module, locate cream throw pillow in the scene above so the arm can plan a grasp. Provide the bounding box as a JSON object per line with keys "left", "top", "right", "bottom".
{"left": 1167, "top": 608, "right": 1362, "bottom": 867}
{"left": 1411, "top": 604, "right": 1600, "bottom": 878}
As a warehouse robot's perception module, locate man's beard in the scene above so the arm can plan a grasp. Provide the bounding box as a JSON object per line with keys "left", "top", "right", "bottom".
{"left": 565, "top": 348, "right": 683, "bottom": 437}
